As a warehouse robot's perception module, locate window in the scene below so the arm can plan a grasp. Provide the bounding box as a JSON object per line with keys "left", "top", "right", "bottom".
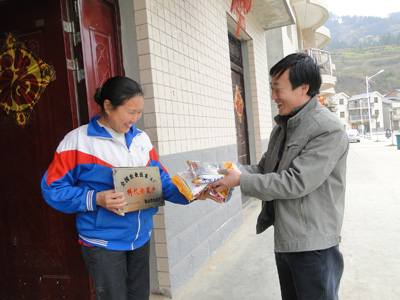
{"left": 375, "top": 110, "right": 379, "bottom": 116}
{"left": 374, "top": 97, "right": 378, "bottom": 103}
{"left": 339, "top": 98, "right": 344, "bottom": 105}
{"left": 340, "top": 112, "right": 345, "bottom": 118}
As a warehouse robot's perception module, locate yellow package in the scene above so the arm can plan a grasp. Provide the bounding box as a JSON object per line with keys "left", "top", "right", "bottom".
{"left": 171, "top": 171, "right": 207, "bottom": 202}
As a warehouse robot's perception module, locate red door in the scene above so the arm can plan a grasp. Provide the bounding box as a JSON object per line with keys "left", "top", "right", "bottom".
{"left": 79, "top": 0, "right": 123, "bottom": 117}
{"left": 0, "top": 0, "right": 91, "bottom": 299}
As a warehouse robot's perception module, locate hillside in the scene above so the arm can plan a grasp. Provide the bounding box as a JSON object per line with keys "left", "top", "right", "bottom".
{"left": 325, "top": 13, "right": 400, "bottom": 96}
{"left": 326, "top": 12, "right": 400, "bottom": 49}
{"left": 330, "top": 45, "right": 400, "bottom": 96}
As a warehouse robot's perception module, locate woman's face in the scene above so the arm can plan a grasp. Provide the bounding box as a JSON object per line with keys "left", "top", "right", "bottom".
{"left": 103, "top": 95, "right": 144, "bottom": 133}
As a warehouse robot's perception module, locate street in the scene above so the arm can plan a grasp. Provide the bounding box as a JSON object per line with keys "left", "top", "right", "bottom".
{"left": 340, "top": 135, "right": 400, "bottom": 299}
{"left": 151, "top": 135, "right": 400, "bottom": 300}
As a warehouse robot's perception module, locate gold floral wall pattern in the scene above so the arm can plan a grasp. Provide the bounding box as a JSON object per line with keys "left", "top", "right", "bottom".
{"left": 0, "top": 33, "right": 55, "bottom": 126}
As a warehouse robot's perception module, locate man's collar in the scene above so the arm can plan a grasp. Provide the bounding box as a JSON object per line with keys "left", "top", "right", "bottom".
{"left": 274, "top": 96, "right": 317, "bottom": 126}
{"left": 292, "top": 97, "right": 312, "bottom": 116}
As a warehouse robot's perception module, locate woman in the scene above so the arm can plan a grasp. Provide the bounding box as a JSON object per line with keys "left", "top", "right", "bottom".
{"left": 41, "top": 76, "right": 190, "bottom": 300}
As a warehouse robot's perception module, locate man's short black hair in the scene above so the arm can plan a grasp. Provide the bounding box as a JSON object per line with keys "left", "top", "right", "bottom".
{"left": 270, "top": 52, "right": 322, "bottom": 98}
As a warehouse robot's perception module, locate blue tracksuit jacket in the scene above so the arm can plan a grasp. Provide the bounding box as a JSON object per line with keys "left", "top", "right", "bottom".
{"left": 41, "top": 115, "right": 188, "bottom": 250}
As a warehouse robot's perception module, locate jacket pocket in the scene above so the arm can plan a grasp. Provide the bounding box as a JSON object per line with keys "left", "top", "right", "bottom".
{"left": 279, "top": 140, "right": 304, "bottom": 170}
{"left": 284, "top": 139, "right": 307, "bottom": 155}
{"left": 95, "top": 207, "right": 131, "bottom": 229}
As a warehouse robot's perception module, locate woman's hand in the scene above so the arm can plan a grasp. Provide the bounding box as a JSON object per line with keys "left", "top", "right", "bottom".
{"left": 96, "top": 189, "right": 127, "bottom": 216}
{"left": 196, "top": 187, "right": 223, "bottom": 203}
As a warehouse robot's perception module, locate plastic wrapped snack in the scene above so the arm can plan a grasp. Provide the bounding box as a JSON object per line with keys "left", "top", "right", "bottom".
{"left": 188, "top": 161, "right": 239, "bottom": 183}
{"left": 171, "top": 170, "right": 206, "bottom": 202}
{"left": 210, "top": 186, "right": 234, "bottom": 203}
{"left": 172, "top": 161, "right": 238, "bottom": 203}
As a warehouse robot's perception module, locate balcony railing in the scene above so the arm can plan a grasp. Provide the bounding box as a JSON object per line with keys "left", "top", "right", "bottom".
{"left": 348, "top": 102, "right": 372, "bottom": 109}
{"left": 298, "top": 48, "right": 333, "bottom": 76}
{"left": 349, "top": 115, "right": 371, "bottom": 122}
{"left": 392, "top": 114, "right": 400, "bottom": 121}
{"left": 348, "top": 110, "right": 372, "bottom": 121}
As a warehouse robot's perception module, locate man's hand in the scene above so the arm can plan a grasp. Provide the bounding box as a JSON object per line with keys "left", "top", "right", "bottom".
{"left": 96, "top": 189, "right": 127, "bottom": 216}
{"left": 208, "top": 168, "right": 241, "bottom": 193}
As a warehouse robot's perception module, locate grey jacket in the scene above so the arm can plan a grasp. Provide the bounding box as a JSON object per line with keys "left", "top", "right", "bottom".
{"left": 240, "top": 96, "right": 349, "bottom": 252}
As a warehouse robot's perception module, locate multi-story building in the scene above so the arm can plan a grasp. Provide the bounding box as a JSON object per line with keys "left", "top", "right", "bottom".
{"left": 332, "top": 92, "right": 350, "bottom": 128}
{"left": 0, "top": 0, "right": 336, "bottom": 298}
{"left": 349, "top": 92, "right": 385, "bottom": 134}
{"left": 333, "top": 90, "right": 400, "bottom": 135}
{"left": 386, "top": 90, "right": 400, "bottom": 131}
{"left": 265, "top": 0, "right": 336, "bottom": 118}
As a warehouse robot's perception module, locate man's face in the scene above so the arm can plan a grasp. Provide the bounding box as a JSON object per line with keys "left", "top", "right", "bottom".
{"left": 270, "top": 69, "right": 309, "bottom": 116}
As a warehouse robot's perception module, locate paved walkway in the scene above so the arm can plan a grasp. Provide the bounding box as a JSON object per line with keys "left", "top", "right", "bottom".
{"left": 151, "top": 135, "right": 400, "bottom": 299}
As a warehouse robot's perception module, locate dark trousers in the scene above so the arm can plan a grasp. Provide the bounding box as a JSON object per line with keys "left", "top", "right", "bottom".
{"left": 81, "top": 241, "right": 150, "bottom": 300}
{"left": 275, "top": 245, "right": 344, "bottom": 300}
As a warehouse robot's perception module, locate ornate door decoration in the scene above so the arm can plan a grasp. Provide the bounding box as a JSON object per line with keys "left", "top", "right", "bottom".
{"left": 234, "top": 85, "right": 244, "bottom": 122}
{"left": 0, "top": 33, "right": 55, "bottom": 126}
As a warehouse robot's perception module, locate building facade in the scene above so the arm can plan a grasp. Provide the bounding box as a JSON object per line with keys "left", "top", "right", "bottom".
{"left": 333, "top": 92, "right": 350, "bottom": 128}
{"left": 386, "top": 90, "right": 400, "bottom": 131}
{"left": 333, "top": 91, "right": 398, "bottom": 135}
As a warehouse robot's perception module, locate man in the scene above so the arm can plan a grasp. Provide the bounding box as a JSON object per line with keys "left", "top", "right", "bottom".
{"left": 208, "top": 52, "right": 349, "bottom": 300}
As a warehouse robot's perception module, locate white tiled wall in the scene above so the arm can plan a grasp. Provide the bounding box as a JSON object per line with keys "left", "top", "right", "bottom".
{"left": 134, "top": 0, "right": 272, "bottom": 160}
{"left": 132, "top": 0, "right": 273, "bottom": 295}
{"left": 135, "top": 0, "right": 237, "bottom": 157}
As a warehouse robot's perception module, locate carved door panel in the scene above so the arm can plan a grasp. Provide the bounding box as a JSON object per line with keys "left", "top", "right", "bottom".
{"left": 229, "top": 35, "right": 250, "bottom": 166}
{"left": 0, "top": 0, "right": 91, "bottom": 299}
{"left": 79, "top": 0, "right": 122, "bottom": 117}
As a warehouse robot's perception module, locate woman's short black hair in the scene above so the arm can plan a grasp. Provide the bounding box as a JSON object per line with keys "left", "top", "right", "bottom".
{"left": 94, "top": 76, "right": 143, "bottom": 112}
{"left": 270, "top": 52, "right": 322, "bottom": 98}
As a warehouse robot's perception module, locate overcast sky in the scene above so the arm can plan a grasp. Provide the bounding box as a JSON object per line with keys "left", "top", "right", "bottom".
{"left": 328, "top": 0, "right": 400, "bottom": 18}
